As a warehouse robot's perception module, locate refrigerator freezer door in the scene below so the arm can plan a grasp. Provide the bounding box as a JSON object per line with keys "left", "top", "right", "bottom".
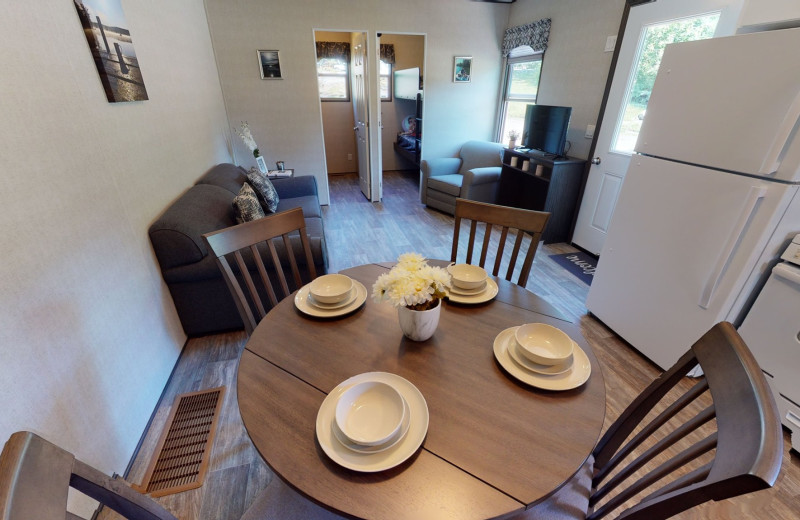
{"left": 636, "top": 27, "right": 800, "bottom": 182}
{"left": 586, "top": 155, "right": 798, "bottom": 370}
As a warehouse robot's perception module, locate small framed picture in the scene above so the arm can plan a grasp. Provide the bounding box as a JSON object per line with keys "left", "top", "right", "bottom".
{"left": 453, "top": 56, "right": 472, "bottom": 83}
{"left": 258, "top": 50, "right": 282, "bottom": 79}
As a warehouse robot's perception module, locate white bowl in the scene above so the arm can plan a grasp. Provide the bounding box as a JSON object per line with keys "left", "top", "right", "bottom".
{"left": 447, "top": 263, "right": 488, "bottom": 290}
{"left": 335, "top": 381, "right": 406, "bottom": 446}
{"left": 309, "top": 274, "right": 353, "bottom": 304}
{"left": 514, "top": 323, "right": 573, "bottom": 366}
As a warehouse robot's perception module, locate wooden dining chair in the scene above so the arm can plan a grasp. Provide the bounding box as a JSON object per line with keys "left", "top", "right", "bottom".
{"left": 202, "top": 207, "right": 317, "bottom": 335}
{"left": 451, "top": 198, "right": 550, "bottom": 287}
{"left": 514, "top": 321, "right": 782, "bottom": 520}
{"left": 0, "top": 431, "right": 176, "bottom": 520}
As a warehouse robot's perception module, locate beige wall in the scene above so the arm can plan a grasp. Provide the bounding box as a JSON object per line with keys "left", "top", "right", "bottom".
{"left": 204, "top": 0, "right": 511, "bottom": 203}
{"left": 381, "top": 34, "right": 425, "bottom": 172}
{"left": 316, "top": 31, "right": 358, "bottom": 175}
{"left": 0, "top": 0, "right": 229, "bottom": 503}
{"left": 509, "top": 0, "right": 626, "bottom": 159}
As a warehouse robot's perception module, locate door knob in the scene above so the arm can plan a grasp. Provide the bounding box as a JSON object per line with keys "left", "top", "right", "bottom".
{"left": 591, "top": 157, "right": 602, "bottom": 165}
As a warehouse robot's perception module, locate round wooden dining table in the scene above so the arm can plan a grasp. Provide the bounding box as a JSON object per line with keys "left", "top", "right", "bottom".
{"left": 237, "top": 262, "right": 606, "bottom": 520}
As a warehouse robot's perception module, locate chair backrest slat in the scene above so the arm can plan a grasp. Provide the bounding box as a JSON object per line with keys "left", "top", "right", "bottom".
{"left": 592, "top": 405, "right": 716, "bottom": 504}
{"left": 202, "top": 207, "right": 318, "bottom": 336}
{"left": 591, "top": 433, "right": 718, "bottom": 520}
{"left": 595, "top": 378, "right": 710, "bottom": 483}
{"left": 586, "top": 322, "right": 782, "bottom": 520}
{"left": 451, "top": 199, "right": 550, "bottom": 288}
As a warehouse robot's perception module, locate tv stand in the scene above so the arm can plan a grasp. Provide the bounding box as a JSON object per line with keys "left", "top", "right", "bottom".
{"left": 497, "top": 149, "right": 586, "bottom": 244}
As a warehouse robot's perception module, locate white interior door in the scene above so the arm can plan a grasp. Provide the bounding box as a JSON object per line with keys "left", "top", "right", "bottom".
{"left": 572, "top": 0, "right": 743, "bottom": 255}
{"left": 351, "top": 32, "right": 371, "bottom": 200}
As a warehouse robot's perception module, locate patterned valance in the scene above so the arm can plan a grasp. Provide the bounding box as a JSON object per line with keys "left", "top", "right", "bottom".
{"left": 380, "top": 44, "right": 395, "bottom": 64}
{"left": 502, "top": 18, "right": 551, "bottom": 57}
{"left": 316, "top": 41, "right": 350, "bottom": 60}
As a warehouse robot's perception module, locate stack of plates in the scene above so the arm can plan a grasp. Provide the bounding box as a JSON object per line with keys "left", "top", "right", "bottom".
{"left": 294, "top": 276, "right": 367, "bottom": 317}
{"left": 446, "top": 264, "right": 499, "bottom": 304}
{"left": 316, "top": 372, "right": 429, "bottom": 472}
{"left": 492, "top": 326, "right": 591, "bottom": 391}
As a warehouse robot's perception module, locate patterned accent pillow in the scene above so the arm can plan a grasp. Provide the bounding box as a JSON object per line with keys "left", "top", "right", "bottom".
{"left": 246, "top": 168, "right": 280, "bottom": 213}
{"left": 232, "top": 182, "right": 266, "bottom": 224}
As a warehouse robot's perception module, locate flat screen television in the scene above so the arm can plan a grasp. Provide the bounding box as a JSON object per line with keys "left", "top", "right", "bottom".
{"left": 522, "top": 104, "right": 572, "bottom": 158}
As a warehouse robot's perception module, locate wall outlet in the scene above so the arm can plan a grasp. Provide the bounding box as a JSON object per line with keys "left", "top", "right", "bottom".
{"left": 347, "top": 153, "right": 353, "bottom": 161}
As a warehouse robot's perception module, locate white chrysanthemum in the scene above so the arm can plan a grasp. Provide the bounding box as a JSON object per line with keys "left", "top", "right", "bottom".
{"left": 396, "top": 252, "right": 427, "bottom": 271}
{"left": 371, "top": 254, "right": 451, "bottom": 310}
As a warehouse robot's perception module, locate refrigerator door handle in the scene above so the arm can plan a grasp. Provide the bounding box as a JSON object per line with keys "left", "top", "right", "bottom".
{"left": 699, "top": 186, "right": 767, "bottom": 309}
{"left": 759, "top": 90, "right": 800, "bottom": 175}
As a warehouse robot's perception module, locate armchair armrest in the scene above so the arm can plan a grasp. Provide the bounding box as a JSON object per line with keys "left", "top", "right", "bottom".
{"left": 421, "top": 158, "right": 462, "bottom": 178}
{"left": 462, "top": 166, "right": 502, "bottom": 186}
{"left": 460, "top": 166, "right": 502, "bottom": 203}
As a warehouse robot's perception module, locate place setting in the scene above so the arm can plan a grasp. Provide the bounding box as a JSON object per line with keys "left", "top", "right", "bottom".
{"left": 445, "top": 263, "right": 498, "bottom": 304}
{"left": 294, "top": 273, "right": 367, "bottom": 317}
{"left": 493, "top": 322, "right": 591, "bottom": 391}
{"left": 315, "top": 372, "right": 429, "bottom": 472}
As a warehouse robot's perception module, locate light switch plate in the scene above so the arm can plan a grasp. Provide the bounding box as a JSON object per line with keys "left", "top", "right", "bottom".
{"left": 604, "top": 35, "right": 617, "bottom": 52}
{"left": 585, "top": 124, "right": 596, "bottom": 139}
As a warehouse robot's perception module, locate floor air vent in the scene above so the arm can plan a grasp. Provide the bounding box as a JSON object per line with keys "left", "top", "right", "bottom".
{"left": 138, "top": 386, "right": 225, "bottom": 497}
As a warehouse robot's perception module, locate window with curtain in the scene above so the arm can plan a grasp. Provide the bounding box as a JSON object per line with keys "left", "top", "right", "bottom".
{"left": 379, "top": 43, "right": 395, "bottom": 101}
{"left": 499, "top": 55, "right": 543, "bottom": 142}
{"left": 316, "top": 42, "right": 350, "bottom": 101}
{"left": 497, "top": 18, "right": 550, "bottom": 143}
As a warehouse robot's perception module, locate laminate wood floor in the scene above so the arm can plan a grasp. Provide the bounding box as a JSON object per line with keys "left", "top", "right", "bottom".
{"left": 106, "top": 171, "right": 800, "bottom": 520}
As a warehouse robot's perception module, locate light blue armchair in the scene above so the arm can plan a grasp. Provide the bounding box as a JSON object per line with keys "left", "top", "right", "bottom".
{"left": 421, "top": 140, "right": 505, "bottom": 215}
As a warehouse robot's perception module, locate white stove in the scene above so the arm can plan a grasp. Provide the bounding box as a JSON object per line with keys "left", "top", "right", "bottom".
{"left": 739, "top": 233, "right": 800, "bottom": 452}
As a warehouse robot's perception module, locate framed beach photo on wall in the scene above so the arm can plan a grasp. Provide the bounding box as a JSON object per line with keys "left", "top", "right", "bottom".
{"left": 453, "top": 56, "right": 472, "bottom": 83}
{"left": 258, "top": 50, "right": 282, "bottom": 79}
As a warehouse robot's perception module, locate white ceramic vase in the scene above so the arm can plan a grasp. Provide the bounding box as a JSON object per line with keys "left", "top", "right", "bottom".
{"left": 397, "top": 299, "right": 442, "bottom": 341}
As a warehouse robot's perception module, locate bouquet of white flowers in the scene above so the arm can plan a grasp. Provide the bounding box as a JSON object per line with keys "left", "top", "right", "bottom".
{"left": 234, "top": 121, "right": 260, "bottom": 158}
{"left": 372, "top": 253, "right": 451, "bottom": 311}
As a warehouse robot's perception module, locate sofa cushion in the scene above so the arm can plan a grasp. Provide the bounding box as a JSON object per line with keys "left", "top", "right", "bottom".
{"left": 232, "top": 183, "right": 266, "bottom": 223}
{"left": 149, "top": 184, "right": 237, "bottom": 270}
{"left": 427, "top": 174, "right": 463, "bottom": 197}
{"left": 272, "top": 175, "right": 318, "bottom": 199}
{"left": 196, "top": 163, "right": 248, "bottom": 195}
{"left": 246, "top": 169, "right": 280, "bottom": 213}
{"left": 276, "top": 195, "right": 322, "bottom": 219}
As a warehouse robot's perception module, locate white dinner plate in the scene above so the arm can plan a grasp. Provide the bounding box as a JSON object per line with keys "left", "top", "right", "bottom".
{"left": 493, "top": 327, "right": 591, "bottom": 391}
{"left": 446, "top": 278, "right": 499, "bottom": 304}
{"left": 295, "top": 280, "right": 367, "bottom": 317}
{"left": 316, "top": 372, "right": 429, "bottom": 472}
{"left": 507, "top": 335, "right": 574, "bottom": 375}
{"left": 307, "top": 287, "right": 357, "bottom": 310}
{"left": 448, "top": 281, "right": 487, "bottom": 296}
{"left": 331, "top": 397, "right": 412, "bottom": 454}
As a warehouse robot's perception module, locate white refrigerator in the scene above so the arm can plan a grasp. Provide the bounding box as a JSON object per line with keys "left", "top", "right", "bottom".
{"left": 585, "top": 27, "right": 800, "bottom": 370}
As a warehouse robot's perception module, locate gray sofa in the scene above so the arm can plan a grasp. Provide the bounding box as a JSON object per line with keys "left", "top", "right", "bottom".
{"left": 149, "top": 163, "right": 328, "bottom": 336}
{"left": 421, "top": 140, "right": 505, "bottom": 215}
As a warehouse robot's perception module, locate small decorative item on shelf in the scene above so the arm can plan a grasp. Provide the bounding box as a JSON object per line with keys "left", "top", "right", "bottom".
{"left": 507, "top": 129, "right": 520, "bottom": 149}
{"left": 235, "top": 121, "right": 268, "bottom": 174}
{"left": 372, "top": 253, "right": 451, "bottom": 341}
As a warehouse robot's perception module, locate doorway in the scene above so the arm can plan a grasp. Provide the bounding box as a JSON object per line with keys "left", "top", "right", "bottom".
{"left": 314, "top": 30, "right": 371, "bottom": 200}
{"left": 376, "top": 33, "right": 426, "bottom": 199}
{"left": 571, "top": 0, "right": 743, "bottom": 255}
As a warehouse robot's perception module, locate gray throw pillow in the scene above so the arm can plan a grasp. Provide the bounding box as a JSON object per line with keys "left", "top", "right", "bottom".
{"left": 232, "top": 182, "right": 266, "bottom": 224}
{"left": 247, "top": 168, "right": 280, "bottom": 213}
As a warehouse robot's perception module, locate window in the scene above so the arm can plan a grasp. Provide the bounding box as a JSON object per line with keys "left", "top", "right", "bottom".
{"left": 380, "top": 59, "right": 392, "bottom": 101}
{"left": 498, "top": 55, "right": 543, "bottom": 143}
{"left": 611, "top": 12, "right": 720, "bottom": 153}
{"left": 317, "top": 56, "right": 349, "bottom": 101}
